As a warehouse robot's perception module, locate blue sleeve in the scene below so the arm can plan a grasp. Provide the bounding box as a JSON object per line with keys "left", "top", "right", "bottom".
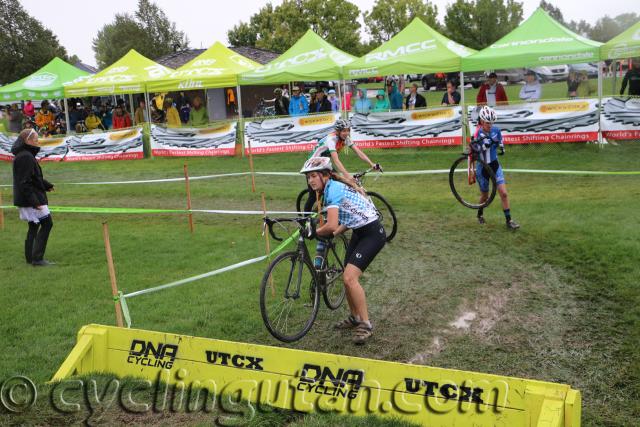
{"left": 289, "top": 99, "right": 295, "bottom": 115}
{"left": 324, "top": 182, "right": 343, "bottom": 209}
{"left": 494, "top": 128, "right": 503, "bottom": 145}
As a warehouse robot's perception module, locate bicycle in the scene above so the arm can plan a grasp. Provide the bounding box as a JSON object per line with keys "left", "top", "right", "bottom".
{"left": 295, "top": 167, "right": 398, "bottom": 242}
{"left": 449, "top": 139, "right": 498, "bottom": 209}
{"left": 260, "top": 216, "right": 348, "bottom": 342}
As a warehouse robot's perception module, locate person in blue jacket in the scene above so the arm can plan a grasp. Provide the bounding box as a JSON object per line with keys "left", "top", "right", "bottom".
{"left": 386, "top": 81, "right": 404, "bottom": 110}
{"left": 288, "top": 86, "right": 309, "bottom": 116}
{"left": 353, "top": 88, "right": 371, "bottom": 114}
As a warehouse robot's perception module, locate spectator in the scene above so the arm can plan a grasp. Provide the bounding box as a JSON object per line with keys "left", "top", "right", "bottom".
{"left": 327, "top": 89, "right": 339, "bottom": 112}
{"left": 273, "top": 88, "right": 289, "bottom": 116}
{"left": 476, "top": 72, "right": 508, "bottom": 106}
{"left": 386, "top": 82, "right": 404, "bottom": 110}
{"left": 281, "top": 85, "right": 289, "bottom": 99}
{"left": 134, "top": 99, "right": 148, "bottom": 125}
{"left": 311, "top": 90, "right": 332, "bottom": 113}
{"left": 372, "top": 89, "right": 390, "bottom": 112}
{"left": 308, "top": 88, "right": 318, "bottom": 108}
{"left": 288, "top": 86, "right": 309, "bottom": 116}
{"left": 620, "top": 60, "right": 640, "bottom": 96}
{"left": 23, "top": 100, "right": 35, "bottom": 119}
{"left": 164, "top": 100, "right": 181, "bottom": 127}
{"left": 8, "top": 104, "right": 24, "bottom": 133}
{"left": 101, "top": 106, "right": 112, "bottom": 130}
{"left": 567, "top": 71, "right": 580, "bottom": 98}
{"left": 405, "top": 82, "right": 426, "bottom": 110}
{"left": 188, "top": 96, "right": 209, "bottom": 126}
{"left": 354, "top": 88, "right": 371, "bottom": 114}
{"left": 441, "top": 80, "right": 461, "bottom": 105}
{"left": 68, "top": 103, "right": 84, "bottom": 132}
{"left": 519, "top": 70, "right": 542, "bottom": 102}
{"left": 12, "top": 128, "right": 55, "bottom": 266}
{"left": 341, "top": 88, "right": 352, "bottom": 112}
{"left": 35, "top": 104, "right": 55, "bottom": 135}
{"left": 85, "top": 110, "right": 103, "bottom": 131}
{"left": 179, "top": 102, "right": 190, "bottom": 124}
{"left": 112, "top": 105, "right": 132, "bottom": 129}
{"left": 577, "top": 71, "right": 594, "bottom": 98}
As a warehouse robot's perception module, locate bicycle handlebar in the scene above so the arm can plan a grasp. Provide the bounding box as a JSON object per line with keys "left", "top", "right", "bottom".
{"left": 264, "top": 217, "right": 309, "bottom": 242}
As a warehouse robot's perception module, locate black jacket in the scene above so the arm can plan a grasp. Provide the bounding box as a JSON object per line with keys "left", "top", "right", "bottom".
{"left": 405, "top": 93, "right": 427, "bottom": 109}
{"left": 12, "top": 138, "right": 53, "bottom": 208}
{"left": 274, "top": 96, "right": 289, "bottom": 116}
{"left": 310, "top": 98, "right": 332, "bottom": 113}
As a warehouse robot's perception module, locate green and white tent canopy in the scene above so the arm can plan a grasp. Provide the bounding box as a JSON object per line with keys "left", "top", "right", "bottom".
{"left": 147, "top": 42, "right": 260, "bottom": 92}
{"left": 239, "top": 30, "right": 356, "bottom": 85}
{"left": 0, "top": 57, "right": 89, "bottom": 102}
{"left": 601, "top": 20, "right": 640, "bottom": 60}
{"left": 64, "top": 49, "right": 172, "bottom": 97}
{"left": 462, "top": 8, "right": 602, "bottom": 72}
{"left": 344, "top": 18, "right": 476, "bottom": 78}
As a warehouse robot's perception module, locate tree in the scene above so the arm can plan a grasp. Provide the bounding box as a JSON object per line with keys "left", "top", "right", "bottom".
{"left": 539, "top": 0, "right": 565, "bottom": 25}
{"left": 0, "top": 0, "right": 71, "bottom": 84}
{"left": 444, "top": 0, "right": 524, "bottom": 50}
{"left": 589, "top": 13, "right": 639, "bottom": 42}
{"left": 363, "top": 0, "right": 440, "bottom": 45}
{"left": 92, "top": 0, "right": 189, "bottom": 69}
{"left": 227, "top": 0, "right": 362, "bottom": 55}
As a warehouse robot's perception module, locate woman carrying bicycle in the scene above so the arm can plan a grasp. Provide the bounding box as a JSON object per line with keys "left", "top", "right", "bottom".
{"left": 473, "top": 106, "right": 520, "bottom": 230}
{"left": 301, "top": 157, "right": 386, "bottom": 344}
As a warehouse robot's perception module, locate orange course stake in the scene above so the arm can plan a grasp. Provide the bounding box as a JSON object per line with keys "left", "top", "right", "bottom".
{"left": 0, "top": 191, "right": 4, "bottom": 231}
{"left": 247, "top": 140, "right": 257, "bottom": 193}
{"left": 102, "top": 222, "right": 124, "bottom": 327}
{"left": 184, "top": 163, "right": 194, "bottom": 233}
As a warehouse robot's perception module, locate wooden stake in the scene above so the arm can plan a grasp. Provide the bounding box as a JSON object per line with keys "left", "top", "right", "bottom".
{"left": 102, "top": 222, "right": 124, "bottom": 327}
{"left": 0, "top": 191, "right": 4, "bottom": 231}
{"left": 247, "top": 140, "right": 256, "bottom": 193}
{"left": 184, "top": 163, "right": 194, "bottom": 233}
{"left": 261, "top": 193, "right": 275, "bottom": 296}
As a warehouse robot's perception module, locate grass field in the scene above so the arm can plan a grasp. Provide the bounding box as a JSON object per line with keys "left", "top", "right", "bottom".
{"left": 0, "top": 143, "right": 639, "bottom": 426}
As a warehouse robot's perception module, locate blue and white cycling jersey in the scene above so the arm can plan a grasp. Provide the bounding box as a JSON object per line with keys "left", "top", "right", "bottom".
{"left": 474, "top": 126, "right": 503, "bottom": 164}
{"left": 323, "top": 179, "right": 378, "bottom": 230}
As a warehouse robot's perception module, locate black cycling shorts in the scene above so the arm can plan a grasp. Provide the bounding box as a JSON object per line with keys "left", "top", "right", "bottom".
{"left": 345, "top": 219, "right": 386, "bottom": 272}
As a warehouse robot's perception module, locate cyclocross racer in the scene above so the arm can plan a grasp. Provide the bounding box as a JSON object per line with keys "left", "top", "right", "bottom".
{"left": 474, "top": 106, "right": 520, "bottom": 230}
{"left": 301, "top": 157, "right": 386, "bottom": 344}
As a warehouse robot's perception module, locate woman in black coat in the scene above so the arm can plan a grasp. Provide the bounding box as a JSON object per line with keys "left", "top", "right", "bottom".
{"left": 12, "top": 128, "right": 55, "bottom": 266}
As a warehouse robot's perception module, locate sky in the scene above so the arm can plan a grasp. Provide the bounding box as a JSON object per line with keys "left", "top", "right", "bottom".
{"left": 20, "top": 0, "right": 636, "bottom": 67}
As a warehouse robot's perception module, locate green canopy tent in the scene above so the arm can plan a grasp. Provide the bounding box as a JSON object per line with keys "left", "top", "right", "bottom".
{"left": 0, "top": 57, "right": 89, "bottom": 102}
{"left": 344, "top": 17, "right": 476, "bottom": 78}
{"left": 601, "top": 20, "right": 640, "bottom": 60}
{"left": 462, "top": 8, "right": 602, "bottom": 72}
{"left": 147, "top": 42, "right": 260, "bottom": 92}
{"left": 238, "top": 30, "right": 356, "bottom": 85}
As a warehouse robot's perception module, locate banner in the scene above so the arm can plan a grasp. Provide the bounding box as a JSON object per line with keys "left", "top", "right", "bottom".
{"left": 0, "top": 127, "right": 144, "bottom": 162}
{"left": 600, "top": 97, "right": 640, "bottom": 140}
{"left": 151, "top": 123, "right": 237, "bottom": 157}
{"left": 470, "top": 99, "right": 600, "bottom": 144}
{"left": 349, "top": 107, "right": 463, "bottom": 148}
{"left": 244, "top": 113, "right": 339, "bottom": 155}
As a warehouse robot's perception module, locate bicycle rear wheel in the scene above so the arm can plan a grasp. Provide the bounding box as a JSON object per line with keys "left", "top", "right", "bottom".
{"left": 367, "top": 191, "right": 398, "bottom": 242}
{"left": 322, "top": 234, "right": 348, "bottom": 310}
{"left": 260, "top": 251, "right": 320, "bottom": 342}
{"left": 296, "top": 189, "right": 309, "bottom": 214}
{"left": 449, "top": 155, "right": 497, "bottom": 209}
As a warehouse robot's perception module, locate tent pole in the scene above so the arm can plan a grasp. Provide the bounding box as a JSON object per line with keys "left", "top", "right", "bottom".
{"left": 144, "top": 91, "right": 152, "bottom": 125}
{"left": 343, "top": 79, "right": 348, "bottom": 116}
{"left": 237, "top": 84, "right": 255, "bottom": 192}
{"left": 128, "top": 93, "right": 134, "bottom": 121}
{"left": 336, "top": 80, "right": 342, "bottom": 115}
{"left": 611, "top": 60, "right": 617, "bottom": 95}
{"left": 597, "top": 61, "right": 604, "bottom": 145}
{"left": 460, "top": 71, "right": 467, "bottom": 149}
{"left": 63, "top": 98, "right": 71, "bottom": 135}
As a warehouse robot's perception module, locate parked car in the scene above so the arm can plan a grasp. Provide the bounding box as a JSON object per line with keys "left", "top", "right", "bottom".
{"left": 568, "top": 63, "right": 599, "bottom": 78}
{"left": 493, "top": 68, "right": 526, "bottom": 83}
{"left": 532, "top": 65, "right": 569, "bottom": 82}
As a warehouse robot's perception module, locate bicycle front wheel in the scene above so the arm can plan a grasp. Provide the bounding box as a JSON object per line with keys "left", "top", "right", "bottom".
{"left": 367, "top": 192, "right": 398, "bottom": 242}
{"left": 449, "top": 155, "right": 497, "bottom": 209}
{"left": 296, "top": 189, "right": 309, "bottom": 214}
{"left": 260, "top": 251, "right": 320, "bottom": 342}
{"left": 322, "top": 234, "right": 348, "bottom": 310}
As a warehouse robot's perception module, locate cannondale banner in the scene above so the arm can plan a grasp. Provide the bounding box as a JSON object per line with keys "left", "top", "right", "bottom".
{"left": 349, "top": 107, "right": 463, "bottom": 148}
{"left": 470, "top": 99, "right": 600, "bottom": 144}
{"left": 600, "top": 97, "right": 640, "bottom": 140}
{"left": 0, "top": 127, "right": 144, "bottom": 162}
{"left": 150, "top": 123, "right": 237, "bottom": 157}
{"left": 244, "top": 113, "right": 339, "bottom": 154}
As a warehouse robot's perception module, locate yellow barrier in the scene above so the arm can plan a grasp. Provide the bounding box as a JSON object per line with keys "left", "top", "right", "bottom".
{"left": 52, "top": 324, "right": 581, "bottom": 426}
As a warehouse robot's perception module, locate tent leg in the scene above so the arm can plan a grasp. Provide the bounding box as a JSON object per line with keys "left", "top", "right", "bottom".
{"left": 64, "top": 98, "right": 71, "bottom": 135}
{"left": 237, "top": 85, "right": 255, "bottom": 192}
{"left": 336, "top": 80, "right": 342, "bottom": 115}
{"left": 460, "top": 71, "right": 468, "bottom": 149}
{"left": 597, "top": 61, "right": 603, "bottom": 145}
{"left": 128, "top": 94, "right": 134, "bottom": 122}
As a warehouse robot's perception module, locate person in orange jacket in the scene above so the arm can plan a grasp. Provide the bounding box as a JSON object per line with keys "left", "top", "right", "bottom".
{"left": 112, "top": 106, "right": 132, "bottom": 129}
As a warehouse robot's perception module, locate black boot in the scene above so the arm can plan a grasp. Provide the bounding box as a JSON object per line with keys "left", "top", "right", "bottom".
{"left": 25, "top": 239, "right": 33, "bottom": 264}
{"left": 32, "top": 215, "right": 53, "bottom": 264}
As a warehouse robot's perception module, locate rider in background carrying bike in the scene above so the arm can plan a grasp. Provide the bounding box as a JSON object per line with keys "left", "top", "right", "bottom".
{"left": 301, "top": 157, "right": 386, "bottom": 344}
{"left": 473, "top": 106, "right": 520, "bottom": 230}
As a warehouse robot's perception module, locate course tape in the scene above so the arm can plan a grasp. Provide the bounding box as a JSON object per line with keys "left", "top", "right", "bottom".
{"left": 0, "top": 205, "right": 312, "bottom": 216}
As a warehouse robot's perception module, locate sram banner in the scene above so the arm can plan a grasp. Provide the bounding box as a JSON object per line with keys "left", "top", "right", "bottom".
{"left": 470, "top": 99, "right": 599, "bottom": 144}
{"left": 349, "top": 107, "right": 463, "bottom": 148}
{"left": 244, "top": 113, "right": 339, "bottom": 155}
{"left": 151, "top": 123, "right": 237, "bottom": 157}
{"left": 0, "top": 127, "right": 144, "bottom": 162}
{"left": 53, "top": 324, "right": 581, "bottom": 426}
{"left": 600, "top": 97, "right": 640, "bottom": 141}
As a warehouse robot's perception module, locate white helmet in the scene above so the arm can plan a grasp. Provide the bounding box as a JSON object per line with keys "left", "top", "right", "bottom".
{"left": 300, "top": 157, "right": 333, "bottom": 174}
{"left": 479, "top": 105, "right": 497, "bottom": 123}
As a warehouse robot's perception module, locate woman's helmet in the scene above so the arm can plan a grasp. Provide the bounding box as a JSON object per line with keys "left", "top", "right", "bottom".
{"left": 334, "top": 118, "right": 351, "bottom": 131}
{"left": 300, "top": 157, "right": 333, "bottom": 174}
{"left": 479, "top": 105, "right": 497, "bottom": 123}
